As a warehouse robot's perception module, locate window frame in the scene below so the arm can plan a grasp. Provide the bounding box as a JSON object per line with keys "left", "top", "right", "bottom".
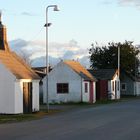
{"left": 84, "top": 82, "right": 89, "bottom": 93}
{"left": 57, "top": 83, "right": 69, "bottom": 94}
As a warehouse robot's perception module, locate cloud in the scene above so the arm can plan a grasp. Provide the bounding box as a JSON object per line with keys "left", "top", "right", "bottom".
{"left": 9, "top": 38, "right": 90, "bottom": 67}
{"left": 21, "top": 12, "right": 37, "bottom": 16}
{"left": 102, "top": 0, "right": 140, "bottom": 8}
{"left": 118, "top": 0, "right": 140, "bottom": 7}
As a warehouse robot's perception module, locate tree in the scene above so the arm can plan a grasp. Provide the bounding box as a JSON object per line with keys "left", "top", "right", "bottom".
{"left": 20, "top": 51, "right": 34, "bottom": 66}
{"left": 89, "top": 41, "right": 140, "bottom": 76}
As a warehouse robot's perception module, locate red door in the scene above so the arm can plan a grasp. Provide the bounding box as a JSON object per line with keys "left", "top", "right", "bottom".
{"left": 100, "top": 80, "right": 108, "bottom": 100}
{"left": 89, "top": 82, "right": 94, "bottom": 103}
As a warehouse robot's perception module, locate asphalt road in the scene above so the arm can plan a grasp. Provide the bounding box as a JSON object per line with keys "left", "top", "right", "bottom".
{"left": 0, "top": 99, "right": 140, "bottom": 140}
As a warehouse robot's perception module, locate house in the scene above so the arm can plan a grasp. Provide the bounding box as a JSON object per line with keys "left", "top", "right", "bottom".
{"left": 120, "top": 71, "right": 140, "bottom": 96}
{"left": 43, "top": 60, "right": 97, "bottom": 104}
{"left": 88, "top": 69, "right": 120, "bottom": 100}
{"left": 0, "top": 14, "right": 40, "bottom": 114}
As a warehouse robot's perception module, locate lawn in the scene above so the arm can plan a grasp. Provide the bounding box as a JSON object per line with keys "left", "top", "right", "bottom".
{"left": 0, "top": 109, "right": 60, "bottom": 124}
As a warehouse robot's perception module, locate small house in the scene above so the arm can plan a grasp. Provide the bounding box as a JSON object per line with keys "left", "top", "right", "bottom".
{"left": 43, "top": 60, "right": 97, "bottom": 104}
{"left": 88, "top": 69, "right": 120, "bottom": 100}
{"left": 120, "top": 71, "right": 140, "bottom": 96}
{"left": 0, "top": 15, "right": 40, "bottom": 114}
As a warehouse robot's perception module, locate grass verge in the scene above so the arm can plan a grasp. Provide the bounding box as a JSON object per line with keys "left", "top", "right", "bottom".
{"left": 0, "top": 109, "right": 60, "bottom": 124}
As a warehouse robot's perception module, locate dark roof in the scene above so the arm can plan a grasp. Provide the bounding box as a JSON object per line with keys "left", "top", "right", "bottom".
{"left": 88, "top": 69, "right": 118, "bottom": 80}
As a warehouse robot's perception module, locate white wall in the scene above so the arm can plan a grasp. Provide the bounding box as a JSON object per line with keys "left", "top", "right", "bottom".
{"left": 93, "top": 82, "right": 96, "bottom": 103}
{"left": 135, "top": 82, "right": 140, "bottom": 96}
{"left": 32, "top": 80, "right": 40, "bottom": 111}
{"left": 43, "top": 62, "right": 82, "bottom": 103}
{"left": 110, "top": 74, "right": 120, "bottom": 100}
{"left": 15, "top": 81, "right": 23, "bottom": 114}
{"left": 0, "top": 63, "right": 15, "bottom": 114}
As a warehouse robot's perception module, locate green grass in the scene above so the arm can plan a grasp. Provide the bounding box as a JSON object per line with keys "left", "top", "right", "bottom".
{"left": 0, "top": 114, "right": 36, "bottom": 123}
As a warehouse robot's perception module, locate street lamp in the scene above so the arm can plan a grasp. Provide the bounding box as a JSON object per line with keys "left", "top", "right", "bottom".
{"left": 45, "top": 5, "right": 59, "bottom": 112}
{"left": 118, "top": 46, "right": 120, "bottom": 79}
{"left": 118, "top": 46, "right": 120, "bottom": 99}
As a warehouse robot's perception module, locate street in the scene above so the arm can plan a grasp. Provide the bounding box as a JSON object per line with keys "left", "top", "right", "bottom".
{"left": 0, "top": 99, "right": 140, "bottom": 140}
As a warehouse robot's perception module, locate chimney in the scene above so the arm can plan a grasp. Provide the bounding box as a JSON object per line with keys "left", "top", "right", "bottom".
{"left": 0, "top": 11, "right": 10, "bottom": 51}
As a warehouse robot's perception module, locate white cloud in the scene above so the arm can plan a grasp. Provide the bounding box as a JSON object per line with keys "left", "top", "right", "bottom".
{"left": 9, "top": 39, "right": 90, "bottom": 67}
{"left": 21, "top": 12, "right": 37, "bottom": 16}
{"left": 118, "top": 0, "right": 140, "bottom": 7}
{"left": 102, "top": 0, "right": 140, "bottom": 8}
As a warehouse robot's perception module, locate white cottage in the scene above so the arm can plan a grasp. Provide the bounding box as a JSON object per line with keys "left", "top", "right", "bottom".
{"left": 89, "top": 69, "right": 120, "bottom": 100}
{"left": 0, "top": 15, "right": 40, "bottom": 114}
{"left": 43, "top": 60, "right": 97, "bottom": 104}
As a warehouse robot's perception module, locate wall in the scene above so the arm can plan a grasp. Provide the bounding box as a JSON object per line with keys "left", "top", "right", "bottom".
{"left": 93, "top": 82, "right": 96, "bottom": 103}
{"left": 15, "top": 81, "right": 23, "bottom": 113}
{"left": 0, "top": 63, "right": 15, "bottom": 114}
{"left": 135, "top": 82, "right": 140, "bottom": 96}
{"left": 32, "top": 80, "right": 39, "bottom": 111}
{"left": 43, "top": 62, "right": 82, "bottom": 103}
{"left": 110, "top": 74, "right": 120, "bottom": 100}
{"left": 120, "top": 73, "right": 134, "bottom": 96}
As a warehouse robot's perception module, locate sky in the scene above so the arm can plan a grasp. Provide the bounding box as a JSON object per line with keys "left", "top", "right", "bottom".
{"left": 1, "top": 0, "right": 140, "bottom": 67}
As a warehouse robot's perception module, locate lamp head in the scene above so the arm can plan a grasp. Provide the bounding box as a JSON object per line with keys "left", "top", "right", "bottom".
{"left": 53, "top": 5, "right": 59, "bottom": 11}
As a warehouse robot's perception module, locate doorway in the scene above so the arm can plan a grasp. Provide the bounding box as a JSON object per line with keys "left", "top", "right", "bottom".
{"left": 23, "top": 82, "right": 32, "bottom": 114}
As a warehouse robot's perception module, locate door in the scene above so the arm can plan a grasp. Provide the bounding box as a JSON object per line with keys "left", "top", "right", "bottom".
{"left": 96, "top": 80, "right": 108, "bottom": 100}
{"left": 23, "top": 82, "right": 32, "bottom": 114}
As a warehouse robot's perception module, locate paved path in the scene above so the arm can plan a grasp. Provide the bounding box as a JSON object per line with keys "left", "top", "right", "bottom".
{"left": 0, "top": 99, "right": 140, "bottom": 140}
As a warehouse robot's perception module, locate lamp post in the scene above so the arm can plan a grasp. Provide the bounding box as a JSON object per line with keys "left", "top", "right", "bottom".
{"left": 118, "top": 46, "right": 120, "bottom": 79}
{"left": 45, "top": 5, "right": 59, "bottom": 112}
{"left": 118, "top": 45, "right": 120, "bottom": 99}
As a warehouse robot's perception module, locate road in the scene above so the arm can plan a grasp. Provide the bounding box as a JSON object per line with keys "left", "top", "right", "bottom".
{"left": 0, "top": 99, "right": 140, "bottom": 140}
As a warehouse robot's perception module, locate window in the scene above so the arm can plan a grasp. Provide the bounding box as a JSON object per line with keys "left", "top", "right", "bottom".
{"left": 57, "top": 83, "right": 69, "bottom": 94}
{"left": 121, "top": 83, "right": 127, "bottom": 91}
{"left": 85, "top": 82, "right": 88, "bottom": 93}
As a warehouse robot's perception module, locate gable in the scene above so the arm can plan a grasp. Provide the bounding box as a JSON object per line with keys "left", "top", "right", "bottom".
{"left": 64, "top": 60, "right": 96, "bottom": 81}
{"left": 48, "top": 62, "right": 81, "bottom": 81}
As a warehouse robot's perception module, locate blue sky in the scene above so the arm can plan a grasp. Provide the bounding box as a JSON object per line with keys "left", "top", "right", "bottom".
{"left": 1, "top": 0, "right": 140, "bottom": 67}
